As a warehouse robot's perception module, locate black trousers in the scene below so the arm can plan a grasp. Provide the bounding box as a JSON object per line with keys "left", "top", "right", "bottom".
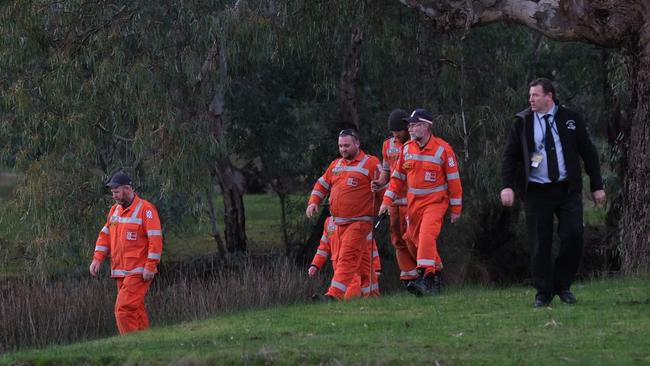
{"left": 524, "top": 181, "right": 583, "bottom": 294}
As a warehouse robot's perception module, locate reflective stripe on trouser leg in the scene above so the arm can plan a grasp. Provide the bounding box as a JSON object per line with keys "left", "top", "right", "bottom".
{"left": 390, "top": 205, "right": 417, "bottom": 279}
{"left": 326, "top": 221, "right": 372, "bottom": 300}
{"left": 408, "top": 202, "right": 446, "bottom": 275}
{"left": 332, "top": 260, "right": 362, "bottom": 300}
{"left": 115, "top": 276, "right": 152, "bottom": 335}
{"left": 359, "top": 238, "right": 379, "bottom": 298}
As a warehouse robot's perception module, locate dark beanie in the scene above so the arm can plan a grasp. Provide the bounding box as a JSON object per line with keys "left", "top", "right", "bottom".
{"left": 388, "top": 109, "right": 409, "bottom": 131}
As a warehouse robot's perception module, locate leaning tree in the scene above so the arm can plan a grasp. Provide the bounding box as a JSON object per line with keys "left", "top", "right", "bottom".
{"left": 398, "top": 0, "right": 648, "bottom": 273}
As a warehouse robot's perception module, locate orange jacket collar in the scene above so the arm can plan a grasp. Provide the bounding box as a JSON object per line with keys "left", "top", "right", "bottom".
{"left": 343, "top": 150, "right": 366, "bottom": 163}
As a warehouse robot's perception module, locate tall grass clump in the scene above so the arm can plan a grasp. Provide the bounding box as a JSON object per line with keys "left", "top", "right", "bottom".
{"left": 0, "top": 256, "right": 327, "bottom": 353}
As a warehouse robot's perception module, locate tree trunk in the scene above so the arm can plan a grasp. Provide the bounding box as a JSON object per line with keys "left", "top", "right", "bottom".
{"left": 620, "top": 18, "right": 650, "bottom": 274}
{"left": 278, "top": 192, "right": 290, "bottom": 255}
{"left": 398, "top": 0, "right": 649, "bottom": 273}
{"left": 206, "top": 186, "right": 226, "bottom": 257}
{"left": 339, "top": 26, "right": 363, "bottom": 131}
{"left": 200, "top": 33, "right": 248, "bottom": 253}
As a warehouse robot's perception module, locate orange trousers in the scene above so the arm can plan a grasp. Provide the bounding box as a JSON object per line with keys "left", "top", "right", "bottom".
{"left": 390, "top": 205, "right": 418, "bottom": 280}
{"left": 326, "top": 221, "right": 379, "bottom": 300}
{"left": 332, "top": 260, "right": 362, "bottom": 300}
{"left": 405, "top": 201, "right": 447, "bottom": 275}
{"left": 115, "top": 276, "right": 151, "bottom": 335}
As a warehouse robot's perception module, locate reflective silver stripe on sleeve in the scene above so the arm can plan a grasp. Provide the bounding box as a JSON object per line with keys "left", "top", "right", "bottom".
{"left": 311, "top": 190, "right": 325, "bottom": 198}
{"left": 391, "top": 171, "right": 406, "bottom": 180}
{"left": 101, "top": 226, "right": 110, "bottom": 235}
{"left": 447, "top": 172, "right": 460, "bottom": 180}
{"left": 372, "top": 250, "right": 379, "bottom": 258}
{"left": 316, "top": 250, "right": 330, "bottom": 257}
{"left": 332, "top": 216, "right": 373, "bottom": 224}
{"left": 111, "top": 267, "right": 145, "bottom": 276}
{"left": 366, "top": 232, "right": 373, "bottom": 241}
{"left": 147, "top": 253, "right": 161, "bottom": 260}
{"left": 330, "top": 280, "right": 347, "bottom": 292}
{"left": 384, "top": 190, "right": 396, "bottom": 199}
{"left": 450, "top": 198, "right": 462, "bottom": 205}
{"left": 320, "top": 235, "right": 330, "bottom": 244}
{"left": 417, "top": 259, "right": 437, "bottom": 266}
{"left": 394, "top": 198, "right": 407, "bottom": 206}
{"left": 318, "top": 177, "right": 331, "bottom": 190}
{"left": 95, "top": 245, "right": 109, "bottom": 252}
{"left": 408, "top": 184, "right": 448, "bottom": 195}
{"left": 147, "top": 230, "right": 162, "bottom": 236}
{"left": 400, "top": 269, "right": 419, "bottom": 277}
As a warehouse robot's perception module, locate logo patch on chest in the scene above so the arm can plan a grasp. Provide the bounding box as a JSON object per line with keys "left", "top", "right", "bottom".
{"left": 424, "top": 171, "right": 437, "bottom": 182}
{"left": 347, "top": 177, "right": 359, "bottom": 187}
{"left": 126, "top": 232, "right": 138, "bottom": 241}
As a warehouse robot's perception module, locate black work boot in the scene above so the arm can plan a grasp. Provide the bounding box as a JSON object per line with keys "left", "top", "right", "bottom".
{"left": 311, "top": 293, "right": 336, "bottom": 302}
{"left": 408, "top": 272, "right": 440, "bottom": 297}
{"left": 406, "top": 269, "right": 425, "bottom": 296}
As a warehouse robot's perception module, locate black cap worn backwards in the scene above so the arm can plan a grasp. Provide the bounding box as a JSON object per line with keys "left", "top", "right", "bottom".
{"left": 106, "top": 171, "right": 132, "bottom": 188}
{"left": 388, "top": 109, "right": 409, "bottom": 131}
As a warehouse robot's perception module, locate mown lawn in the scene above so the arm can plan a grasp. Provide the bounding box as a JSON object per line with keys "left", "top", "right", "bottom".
{"left": 3, "top": 277, "right": 649, "bottom": 365}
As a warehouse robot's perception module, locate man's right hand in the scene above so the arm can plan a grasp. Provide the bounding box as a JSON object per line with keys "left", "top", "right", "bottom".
{"left": 305, "top": 203, "right": 319, "bottom": 218}
{"left": 89, "top": 260, "right": 101, "bottom": 277}
{"left": 307, "top": 265, "right": 318, "bottom": 277}
{"left": 500, "top": 188, "right": 515, "bottom": 207}
{"left": 371, "top": 179, "right": 385, "bottom": 192}
{"left": 378, "top": 203, "right": 390, "bottom": 216}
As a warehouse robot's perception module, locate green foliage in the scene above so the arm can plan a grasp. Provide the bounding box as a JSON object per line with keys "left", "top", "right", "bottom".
{"left": 3, "top": 277, "right": 649, "bottom": 365}
{"left": 0, "top": 0, "right": 626, "bottom": 279}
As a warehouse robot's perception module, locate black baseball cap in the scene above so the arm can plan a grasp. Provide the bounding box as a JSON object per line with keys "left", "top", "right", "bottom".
{"left": 106, "top": 171, "right": 132, "bottom": 188}
{"left": 406, "top": 108, "right": 433, "bottom": 124}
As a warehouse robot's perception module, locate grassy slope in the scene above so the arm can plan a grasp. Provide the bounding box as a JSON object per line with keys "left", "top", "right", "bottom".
{"left": 3, "top": 277, "right": 649, "bottom": 366}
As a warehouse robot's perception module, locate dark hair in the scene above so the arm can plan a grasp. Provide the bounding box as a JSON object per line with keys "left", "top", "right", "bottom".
{"left": 529, "top": 77, "right": 556, "bottom": 97}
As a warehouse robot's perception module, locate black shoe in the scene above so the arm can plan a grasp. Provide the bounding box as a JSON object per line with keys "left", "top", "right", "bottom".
{"left": 557, "top": 290, "right": 577, "bottom": 304}
{"left": 311, "top": 293, "right": 335, "bottom": 302}
{"left": 534, "top": 292, "right": 553, "bottom": 307}
{"left": 408, "top": 273, "right": 440, "bottom": 297}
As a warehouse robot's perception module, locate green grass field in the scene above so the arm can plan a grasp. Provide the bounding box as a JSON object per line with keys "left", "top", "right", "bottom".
{"left": 2, "top": 277, "right": 649, "bottom": 365}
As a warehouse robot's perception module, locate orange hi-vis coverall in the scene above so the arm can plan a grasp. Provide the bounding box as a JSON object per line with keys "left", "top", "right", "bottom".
{"left": 383, "top": 136, "right": 462, "bottom": 276}
{"left": 382, "top": 136, "right": 417, "bottom": 281}
{"left": 93, "top": 195, "right": 163, "bottom": 334}
{"left": 311, "top": 216, "right": 382, "bottom": 299}
{"left": 309, "top": 150, "right": 382, "bottom": 299}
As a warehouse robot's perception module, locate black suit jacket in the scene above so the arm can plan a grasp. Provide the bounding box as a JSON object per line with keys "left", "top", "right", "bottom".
{"left": 501, "top": 105, "right": 603, "bottom": 195}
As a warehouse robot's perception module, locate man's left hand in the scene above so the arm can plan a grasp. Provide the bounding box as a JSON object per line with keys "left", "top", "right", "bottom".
{"left": 450, "top": 213, "right": 461, "bottom": 224}
{"left": 592, "top": 189, "right": 606, "bottom": 205}
{"left": 143, "top": 269, "right": 156, "bottom": 281}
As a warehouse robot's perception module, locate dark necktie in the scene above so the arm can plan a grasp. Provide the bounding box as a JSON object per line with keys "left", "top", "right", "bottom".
{"left": 543, "top": 114, "right": 559, "bottom": 182}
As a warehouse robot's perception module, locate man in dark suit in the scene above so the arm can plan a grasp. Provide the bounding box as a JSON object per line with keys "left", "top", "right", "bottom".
{"left": 500, "top": 78, "right": 606, "bottom": 307}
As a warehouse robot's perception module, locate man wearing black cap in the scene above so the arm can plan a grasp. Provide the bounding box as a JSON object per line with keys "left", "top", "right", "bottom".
{"left": 371, "top": 109, "right": 418, "bottom": 288}
{"left": 379, "top": 109, "right": 463, "bottom": 296}
{"left": 89, "top": 171, "right": 164, "bottom": 334}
